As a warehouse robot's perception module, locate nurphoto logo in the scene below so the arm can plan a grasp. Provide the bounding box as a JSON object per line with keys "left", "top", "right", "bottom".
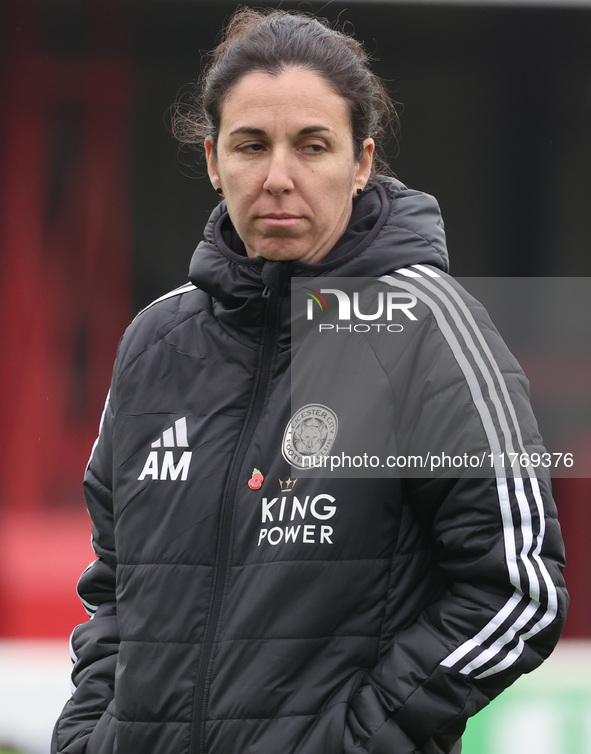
{"left": 304, "top": 285, "right": 418, "bottom": 334}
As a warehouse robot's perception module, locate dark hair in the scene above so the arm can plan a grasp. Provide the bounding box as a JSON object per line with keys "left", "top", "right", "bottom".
{"left": 172, "top": 7, "right": 397, "bottom": 175}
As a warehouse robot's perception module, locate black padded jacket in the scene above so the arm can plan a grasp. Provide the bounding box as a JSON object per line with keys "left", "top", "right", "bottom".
{"left": 52, "top": 177, "right": 568, "bottom": 754}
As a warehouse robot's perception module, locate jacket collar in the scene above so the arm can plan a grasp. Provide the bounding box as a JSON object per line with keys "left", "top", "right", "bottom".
{"left": 188, "top": 176, "right": 449, "bottom": 316}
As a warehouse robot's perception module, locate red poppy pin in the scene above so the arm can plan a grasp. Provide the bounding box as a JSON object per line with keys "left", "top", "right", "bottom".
{"left": 248, "top": 468, "right": 264, "bottom": 490}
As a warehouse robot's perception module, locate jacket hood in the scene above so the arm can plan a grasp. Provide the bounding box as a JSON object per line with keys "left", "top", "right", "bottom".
{"left": 188, "top": 176, "right": 449, "bottom": 306}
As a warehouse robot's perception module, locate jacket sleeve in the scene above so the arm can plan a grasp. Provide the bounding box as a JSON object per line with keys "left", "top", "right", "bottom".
{"left": 52, "top": 392, "right": 119, "bottom": 754}
{"left": 344, "top": 270, "right": 569, "bottom": 754}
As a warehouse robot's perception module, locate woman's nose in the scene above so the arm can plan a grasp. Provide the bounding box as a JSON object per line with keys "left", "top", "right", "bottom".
{"left": 263, "top": 149, "right": 294, "bottom": 195}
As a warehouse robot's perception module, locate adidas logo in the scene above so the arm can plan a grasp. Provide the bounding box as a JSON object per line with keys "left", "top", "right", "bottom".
{"left": 138, "top": 417, "right": 192, "bottom": 481}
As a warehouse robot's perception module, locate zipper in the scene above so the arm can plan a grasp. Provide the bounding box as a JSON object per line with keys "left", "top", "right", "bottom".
{"left": 190, "top": 284, "right": 283, "bottom": 754}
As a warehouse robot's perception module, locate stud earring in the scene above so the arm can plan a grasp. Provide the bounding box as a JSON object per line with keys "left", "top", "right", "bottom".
{"left": 355, "top": 188, "right": 363, "bottom": 197}
{"left": 216, "top": 187, "right": 223, "bottom": 196}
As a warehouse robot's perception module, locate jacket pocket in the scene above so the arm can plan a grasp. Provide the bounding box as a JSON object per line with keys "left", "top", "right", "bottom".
{"left": 302, "top": 669, "right": 369, "bottom": 754}
{"left": 344, "top": 681, "right": 389, "bottom": 747}
{"left": 86, "top": 710, "right": 116, "bottom": 754}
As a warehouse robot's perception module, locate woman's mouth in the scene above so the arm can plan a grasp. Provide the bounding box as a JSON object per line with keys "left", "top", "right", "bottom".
{"left": 258, "top": 214, "right": 304, "bottom": 228}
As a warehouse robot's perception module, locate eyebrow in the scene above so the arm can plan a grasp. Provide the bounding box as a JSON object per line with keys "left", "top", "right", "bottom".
{"left": 227, "top": 125, "right": 334, "bottom": 137}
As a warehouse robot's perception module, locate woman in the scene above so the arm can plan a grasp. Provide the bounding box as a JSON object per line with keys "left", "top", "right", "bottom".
{"left": 52, "top": 9, "right": 567, "bottom": 754}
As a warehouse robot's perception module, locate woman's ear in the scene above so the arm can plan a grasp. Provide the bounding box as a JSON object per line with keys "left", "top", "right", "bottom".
{"left": 354, "top": 137, "right": 375, "bottom": 193}
{"left": 205, "top": 138, "right": 220, "bottom": 190}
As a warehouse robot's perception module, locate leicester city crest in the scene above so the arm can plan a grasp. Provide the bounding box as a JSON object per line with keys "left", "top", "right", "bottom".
{"left": 282, "top": 404, "right": 338, "bottom": 469}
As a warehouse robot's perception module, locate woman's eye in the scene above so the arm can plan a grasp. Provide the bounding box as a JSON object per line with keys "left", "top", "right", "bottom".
{"left": 237, "top": 143, "right": 265, "bottom": 153}
{"left": 302, "top": 143, "right": 326, "bottom": 154}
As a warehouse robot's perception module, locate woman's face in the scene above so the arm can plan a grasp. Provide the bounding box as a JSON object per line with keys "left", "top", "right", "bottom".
{"left": 205, "top": 68, "right": 374, "bottom": 264}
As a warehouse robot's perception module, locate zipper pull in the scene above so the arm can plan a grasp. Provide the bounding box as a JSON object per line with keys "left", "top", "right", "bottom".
{"left": 262, "top": 285, "right": 271, "bottom": 299}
